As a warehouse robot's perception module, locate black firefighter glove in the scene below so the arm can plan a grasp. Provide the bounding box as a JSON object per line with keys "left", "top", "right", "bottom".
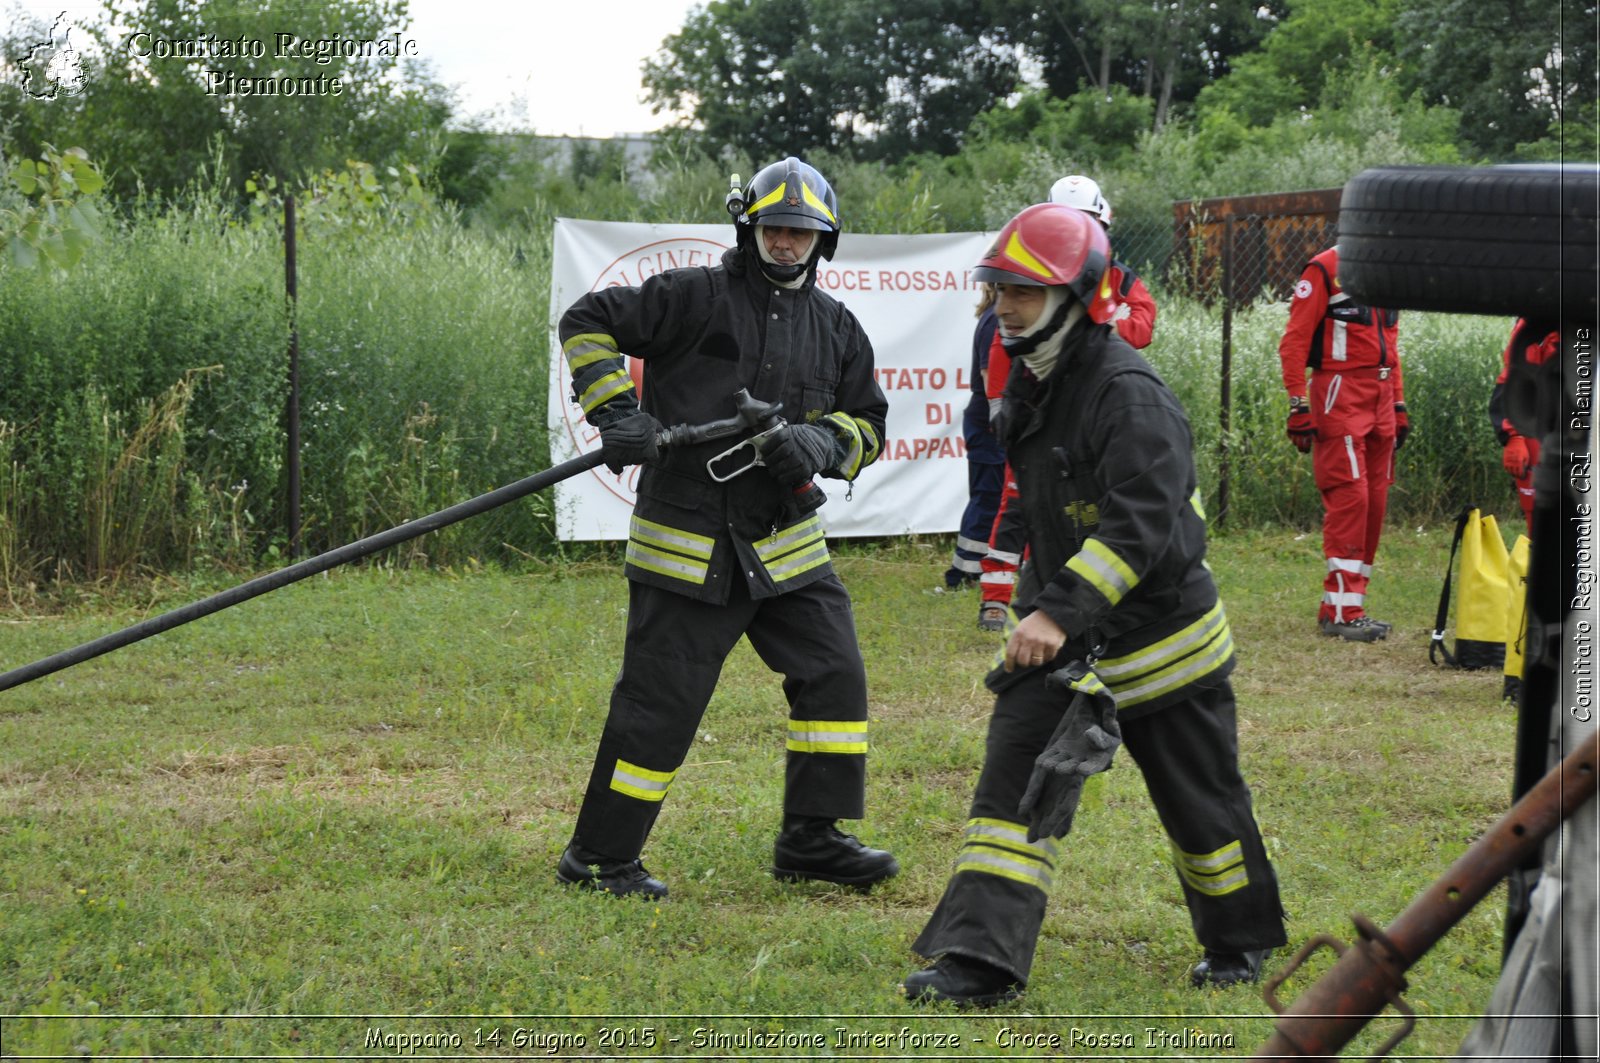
{"left": 761, "top": 423, "right": 838, "bottom": 487}
{"left": 598, "top": 411, "right": 662, "bottom": 474}
{"left": 1017, "top": 661, "right": 1122, "bottom": 842}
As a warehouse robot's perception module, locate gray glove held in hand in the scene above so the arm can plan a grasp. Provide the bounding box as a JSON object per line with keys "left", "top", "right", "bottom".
{"left": 599, "top": 412, "right": 661, "bottom": 474}
{"left": 761, "top": 423, "right": 838, "bottom": 487}
{"left": 1017, "top": 661, "right": 1121, "bottom": 842}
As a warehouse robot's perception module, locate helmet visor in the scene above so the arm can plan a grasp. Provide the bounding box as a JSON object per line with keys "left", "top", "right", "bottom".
{"left": 973, "top": 264, "right": 1049, "bottom": 286}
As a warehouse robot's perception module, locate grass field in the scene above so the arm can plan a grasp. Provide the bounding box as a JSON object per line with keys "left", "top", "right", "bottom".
{"left": 0, "top": 525, "right": 1521, "bottom": 1058}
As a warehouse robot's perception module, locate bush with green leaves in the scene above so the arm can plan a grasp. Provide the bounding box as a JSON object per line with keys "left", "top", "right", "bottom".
{"left": 2, "top": 143, "right": 106, "bottom": 270}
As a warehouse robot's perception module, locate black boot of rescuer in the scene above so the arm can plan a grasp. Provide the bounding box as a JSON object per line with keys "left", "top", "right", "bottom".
{"left": 903, "top": 955, "right": 1022, "bottom": 1008}
{"left": 772, "top": 816, "right": 899, "bottom": 888}
{"left": 1189, "top": 948, "right": 1272, "bottom": 988}
{"left": 556, "top": 844, "right": 668, "bottom": 900}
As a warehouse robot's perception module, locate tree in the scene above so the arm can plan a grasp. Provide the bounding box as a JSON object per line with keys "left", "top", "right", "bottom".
{"left": 0, "top": 0, "right": 459, "bottom": 200}
{"left": 988, "top": 0, "right": 1287, "bottom": 127}
{"left": 1194, "top": 0, "right": 1402, "bottom": 128}
{"left": 967, "top": 84, "right": 1154, "bottom": 168}
{"left": 1394, "top": 0, "right": 1595, "bottom": 159}
{"left": 643, "top": 0, "right": 1018, "bottom": 161}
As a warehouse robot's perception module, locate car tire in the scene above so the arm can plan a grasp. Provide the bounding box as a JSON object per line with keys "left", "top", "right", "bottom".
{"left": 1337, "top": 164, "right": 1598, "bottom": 320}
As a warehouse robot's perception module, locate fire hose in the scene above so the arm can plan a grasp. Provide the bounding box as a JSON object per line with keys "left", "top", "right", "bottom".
{"left": 0, "top": 389, "right": 810, "bottom": 694}
{"left": 1253, "top": 726, "right": 1598, "bottom": 1060}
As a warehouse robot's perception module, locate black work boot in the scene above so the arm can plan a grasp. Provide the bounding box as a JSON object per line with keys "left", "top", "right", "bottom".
{"left": 556, "top": 843, "right": 668, "bottom": 900}
{"left": 1319, "top": 616, "right": 1388, "bottom": 642}
{"left": 903, "top": 955, "right": 1022, "bottom": 1008}
{"left": 772, "top": 817, "right": 899, "bottom": 888}
{"left": 1189, "top": 948, "right": 1271, "bottom": 988}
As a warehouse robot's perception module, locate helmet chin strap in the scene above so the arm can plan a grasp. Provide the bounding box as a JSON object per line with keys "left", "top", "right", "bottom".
{"left": 755, "top": 226, "right": 817, "bottom": 288}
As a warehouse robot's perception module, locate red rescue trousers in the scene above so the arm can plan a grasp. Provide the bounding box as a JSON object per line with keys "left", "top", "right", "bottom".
{"left": 980, "top": 465, "right": 1025, "bottom": 607}
{"left": 1310, "top": 368, "right": 1396, "bottom": 623}
{"left": 1510, "top": 437, "right": 1541, "bottom": 531}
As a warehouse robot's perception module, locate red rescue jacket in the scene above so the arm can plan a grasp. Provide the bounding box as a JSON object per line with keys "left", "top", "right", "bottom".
{"left": 1277, "top": 247, "right": 1404, "bottom": 401}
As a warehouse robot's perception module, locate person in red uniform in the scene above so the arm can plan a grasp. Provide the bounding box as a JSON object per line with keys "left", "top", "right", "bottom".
{"left": 942, "top": 286, "right": 1005, "bottom": 590}
{"left": 1277, "top": 246, "right": 1407, "bottom": 642}
{"left": 976, "top": 175, "right": 1157, "bottom": 631}
{"left": 1489, "top": 318, "right": 1561, "bottom": 533}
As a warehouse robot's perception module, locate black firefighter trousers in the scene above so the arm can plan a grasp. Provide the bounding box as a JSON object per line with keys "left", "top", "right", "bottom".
{"left": 914, "top": 674, "right": 1287, "bottom": 984}
{"left": 572, "top": 574, "right": 870, "bottom": 861}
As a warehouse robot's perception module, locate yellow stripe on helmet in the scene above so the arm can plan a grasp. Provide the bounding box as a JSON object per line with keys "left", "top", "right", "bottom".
{"left": 1004, "top": 230, "right": 1051, "bottom": 280}
{"left": 801, "top": 181, "right": 837, "bottom": 225}
{"left": 744, "top": 183, "right": 787, "bottom": 218}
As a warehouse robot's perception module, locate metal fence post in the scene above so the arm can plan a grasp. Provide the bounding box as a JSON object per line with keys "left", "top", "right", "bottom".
{"left": 1218, "top": 215, "right": 1234, "bottom": 527}
{"left": 285, "top": 195, "right": 302, "bottom": 559}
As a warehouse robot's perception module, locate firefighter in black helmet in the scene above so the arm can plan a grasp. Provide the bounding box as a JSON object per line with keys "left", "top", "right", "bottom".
{"left": 553, "top": 157, "right": 897, "bottom": 899}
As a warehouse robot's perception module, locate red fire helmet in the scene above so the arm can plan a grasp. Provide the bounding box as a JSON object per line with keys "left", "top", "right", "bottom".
{"left": 974, "top": 202, "right": 1110, "bottom": 308}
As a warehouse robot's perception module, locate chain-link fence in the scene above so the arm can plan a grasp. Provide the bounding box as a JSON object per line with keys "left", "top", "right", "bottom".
{"left": 252, "top": 186, "right": 1504, "bottom": 563}
{"left": 0, "top": 186, "right": 1511, "bottom": 601}
{"left": 1167, "top": 189, "right": 1341, "bottom": 526}
{"left": 1049, "top": 191, "right": 1505, "bottom": 530}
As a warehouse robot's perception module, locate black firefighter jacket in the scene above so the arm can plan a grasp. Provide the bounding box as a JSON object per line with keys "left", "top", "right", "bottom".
{"left": 559, "top": 247, "right": 888, "bottom": 605}
{"left": 1002, "top": 319, "right": 1235, "bottom": 720}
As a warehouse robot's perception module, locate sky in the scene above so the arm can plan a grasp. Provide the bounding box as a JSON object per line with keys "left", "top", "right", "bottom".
{"left": 5, "top": 0, "right": 704, "bottom": 137}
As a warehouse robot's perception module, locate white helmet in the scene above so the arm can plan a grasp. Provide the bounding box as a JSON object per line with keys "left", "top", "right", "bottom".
{"left": 1049, "top": 174, "right": 1113, "bottom": 228}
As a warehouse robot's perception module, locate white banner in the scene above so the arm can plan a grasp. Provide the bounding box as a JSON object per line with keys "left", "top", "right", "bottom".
{"left": 546, "top": 218, "right": 993, "bottom": 541}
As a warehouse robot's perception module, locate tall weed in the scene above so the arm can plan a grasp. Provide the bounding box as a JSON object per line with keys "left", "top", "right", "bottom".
{"left": 0, "top": 185, "right": 554, "bottom": 590}
{"left": 0, "top": 170, "right": 1519, "bottom": 591}
{"left": 1146, "top": 295, "right": 1513, "bottom": 528}
{"left": 81, "top": 367, "right": 218, "bottom": 582}
{"left": 0, "top": 419, "right": 36, "bottom": 606}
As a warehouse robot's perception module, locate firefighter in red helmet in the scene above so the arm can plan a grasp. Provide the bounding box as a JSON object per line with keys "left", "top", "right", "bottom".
{"left": 903, "top": 204, "right": 1286, "bottom": 1007}
{"left": 977, "top": 175, "right": 1159, "bottom": 632}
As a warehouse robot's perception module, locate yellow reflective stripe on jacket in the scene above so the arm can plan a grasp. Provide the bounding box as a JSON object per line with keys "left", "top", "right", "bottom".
{"left": 625, "top": 514, "right": 714, "bottom": 585}
{"left": 1066, "top": 537, "right": 1139, "bottom": 606}
{"left": 610, "top": 758, "right": 676, "bottom": 802}
{"left": 1172, "top": 838, "right": 1249, "bottom": 896}
{"left": 1095, "top": 603, "right": 1233, "bottom": 709}
{"left": 1059, "top": 665, "right": 1111, "bottom": 701}
{"left": 1190, "top": 488, "right": 1207, "bottom": 521}
{"left": 787, "top": 719, "right": 867, "bottom": 754}
{"left": 754, "top": 516, "right": 830, "bottom": 584}
{"left": 578, "top": 368, "right": 634, "bottom": 414}
{"left": 953, "top": 817, "right": 1057, "bottom": 891}
{"left": 562, "top": 332, "right": 621, "bottom": 371}
{"left": 819, "top": 412, "right": 879, "bottom": 480}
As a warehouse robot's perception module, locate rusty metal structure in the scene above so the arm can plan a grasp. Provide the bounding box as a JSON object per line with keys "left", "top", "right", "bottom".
{"left": 1170, "top": 188, "right": 1342, "bottom": 305}
{"left": 1166, "top": 189, "right": 1340, "bottom": 525}
{"left": 1252, "top": 727, "right": 1599, "bottom": 1060}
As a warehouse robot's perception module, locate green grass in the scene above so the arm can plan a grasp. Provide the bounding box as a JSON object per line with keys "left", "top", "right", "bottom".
{"left": 0, "top": 527, "right": 1520, "bottom": 1057}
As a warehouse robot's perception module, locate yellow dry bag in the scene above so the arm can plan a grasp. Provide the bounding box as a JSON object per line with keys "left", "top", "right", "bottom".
{"left": 1502, "top": 533, "right": 1532, "bottom": 698}
{"left": 1429, "top": 505, "right": 1510, "bottom": 670}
